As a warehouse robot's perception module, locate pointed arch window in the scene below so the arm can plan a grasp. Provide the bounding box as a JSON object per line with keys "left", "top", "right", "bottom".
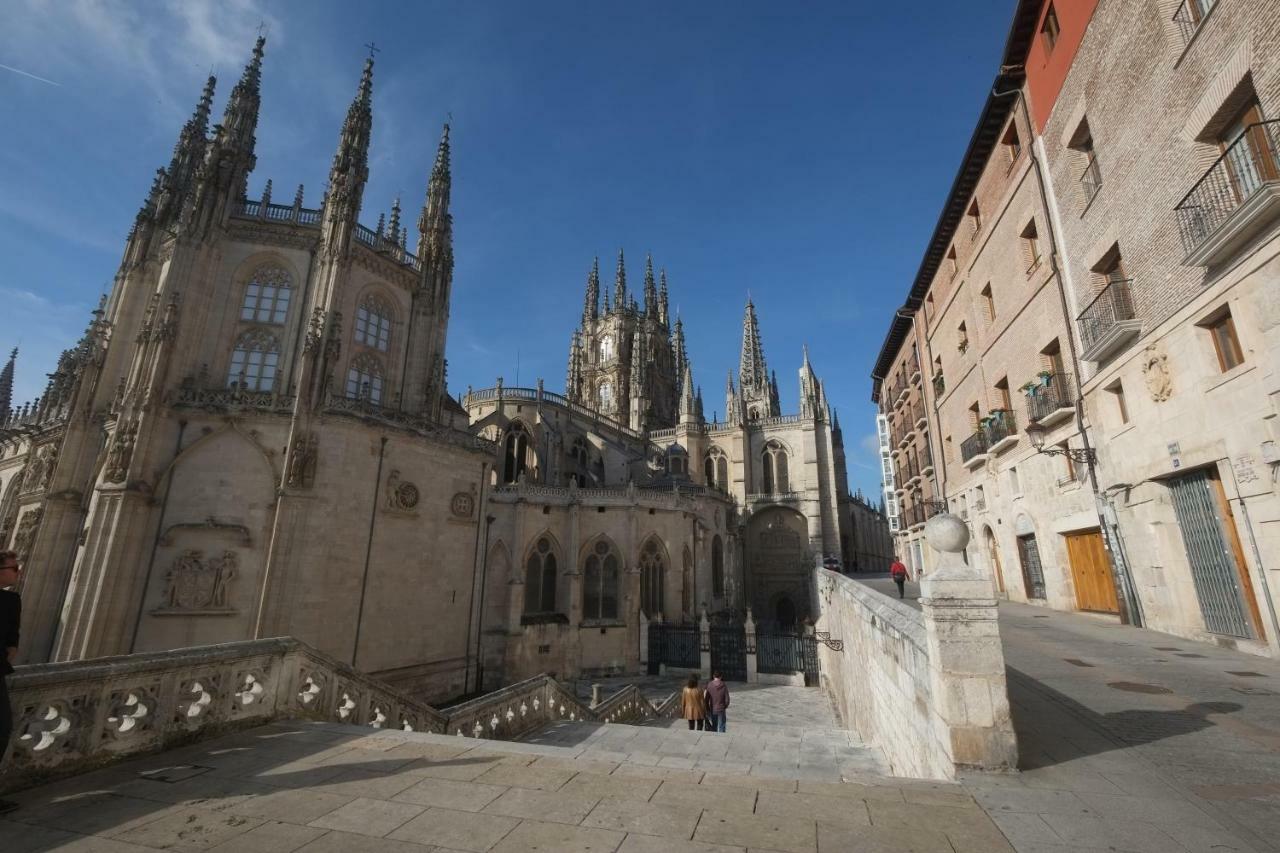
{"left": 598, "top": 382, "right": 613, "bottom": 412}
{"left": 762, "top": 441, "right": 789, "bottom": 494}
{"left": 640, "top": 538, "right": 666, "bottom": 618}
{"left": 227, "top": 329, "right": 281, "bottom": 392}
{"left": 599, "top": 335, "right": 614, "bottom": 363}
{"left": 503, "top": 423, "right": 531, "bottom": 484}
{"left": 240, "top": 266, "right": 292, "bottom": 324}
{"left": 524, "top": 536, "right": 558, "bottom": 614}
{"left": 712, "top": 535, "right": 725, "bottom": 597}
{"left": 355, "top": 295, "right": 393, "bottom": 351}
{"left": 583, "top": 538, "right": 621, "bottom": 621}
{"left": 704, "top": 447, "right": 729, "bottom": 492}
{"left": 345, "top": 353, "right": 385, "bottom": 404}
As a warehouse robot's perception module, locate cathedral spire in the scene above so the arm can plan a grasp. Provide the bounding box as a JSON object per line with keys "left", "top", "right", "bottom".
{"left": 217, "top": 36, "right": 266, "bottom": 195}
{"left": 671, "top": 314, "right": 687, "bottom": 382}
{"left": 679, "top": 359, "right": 697, "bottom": 421}
{"left": 417, "top": 123, "right": 452, "bottom": 263}
{"left": 643, "top": 254, "right": 658, "bottom": 316}
{"left": 584, "top": 257, "right": 600, "bottom": 321}
{"left": 614, "top": 249, "right": 627, "bottom": 311}
{"left": 739, "top": 297, "right": 767, "bottom": 389}
{"left": 724, "top": 370, "right": 743, "bottom": 426}
{"left": 387, "top": 195, "right": 402, "bottom": 245}
{"left": 658, "top": 269, "right": 669, "bottom": 325}
{"left": 324, "top": 55, "right": 374, "bottom": 233}
{"left": 0, "top": 347, "right": 15, "bottom": 417}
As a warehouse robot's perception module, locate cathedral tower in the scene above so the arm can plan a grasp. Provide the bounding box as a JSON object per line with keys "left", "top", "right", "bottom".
{"left": 739, "top": 297, "right": 778, "bottom": 420}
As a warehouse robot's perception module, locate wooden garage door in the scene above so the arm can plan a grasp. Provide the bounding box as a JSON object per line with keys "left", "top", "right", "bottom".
{"left": 1065, "top": 531, "right": 1119, "bottom": 614}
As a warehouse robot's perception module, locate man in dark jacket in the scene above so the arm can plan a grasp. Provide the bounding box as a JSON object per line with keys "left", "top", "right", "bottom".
{"left": 704, "top": 671, "right": 730, "bottom": 733}
{"left": 0, "top": 549, "right": 21, "bottom": 812}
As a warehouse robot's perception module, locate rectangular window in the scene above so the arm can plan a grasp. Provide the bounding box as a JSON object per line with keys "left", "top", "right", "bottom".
{"left": 1003, "top": 123, "right": 1022, "bottom": 165}
{"left": 1041, "top": 3, "right": 1060, "bottom": 54}
{"left": 1105, "top": 380, "right": 1129, "bottom": 425}
{"left": 957, "top": 321, "right": 969, "bottom": 353}
{"left": 981, "top": 283, "right": 995, "bottom": 325}
{"left": 995, "top": 377, "right": 1012, "bottom": 412}
{"left": 967, "top": 200, "right": 982, "bottom": 236}
{"left": 1009, "top": 466, "right": 1020, "bottom": 494}
{"left": 947, "top": 246, "right": 959, "bottom": 278}
{"left": 1219, "top": 101, "right": 1280, "bottom": 202}
{"left": 968, "top": 402, "right": 981, "bottom": 431}
{"left": 1202, "top": 309, "right": 1245, "bottom": 372}
{"left": 1070, "top": 118, "right": 1101, "bottom": 207}
{"left": 1021, "top": 220, "right": 1041, "bottom": 273}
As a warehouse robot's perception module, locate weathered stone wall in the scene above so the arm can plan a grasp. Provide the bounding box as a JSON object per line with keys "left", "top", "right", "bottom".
{"left": 814, "top": 569, "right": 950, "bottom": 779}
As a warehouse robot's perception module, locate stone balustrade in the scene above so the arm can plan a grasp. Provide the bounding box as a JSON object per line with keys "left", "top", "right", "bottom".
{"left": 814, "top": 513, "right": 1017, "bottom": 780}
{"left": 1, "top": 637, "right": 673, "bottom": 793}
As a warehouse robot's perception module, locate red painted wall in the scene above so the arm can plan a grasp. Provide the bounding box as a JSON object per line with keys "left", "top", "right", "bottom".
{"left": 1024, "top": 0, "right": 1101, "bottom": 132}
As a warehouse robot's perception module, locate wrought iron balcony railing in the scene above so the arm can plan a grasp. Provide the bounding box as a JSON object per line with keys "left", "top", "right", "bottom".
{"left": 1078, "top": 278, "right": 1138, "bottom": 357}
{"left": 1026, "top": 373, "right": 1076, "bottom": 423}
{"left": 1175, "top": 120, "right": 1280, "bottom": 257}
{"left": 1080, "top": 154, "right": 1103, "bottom": 206}
{"left": 960, "top": 430, "right": 988, "bottom": 463}
{"left": 983, "top": 408, "right": 1017, "bottom": 448}
{"left": 1173, "top": 0, "right": 1216, "bottom": 46}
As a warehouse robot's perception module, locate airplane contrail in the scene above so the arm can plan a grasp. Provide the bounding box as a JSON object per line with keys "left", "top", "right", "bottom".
{"left": 0, "top": 63, "right": 62, "bottom": 87}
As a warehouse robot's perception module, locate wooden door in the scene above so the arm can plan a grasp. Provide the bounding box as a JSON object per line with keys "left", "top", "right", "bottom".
{"left": 985, "top": 528, "right": 1006, "bottom": 594}
{"left": 1208, "top": 471, "right": 1266, "bottom": 640}
{"left": 1065, "top": 531, "right": 1119, "bottom": 614}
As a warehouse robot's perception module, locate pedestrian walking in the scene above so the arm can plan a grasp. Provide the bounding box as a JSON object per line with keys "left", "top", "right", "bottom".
{"left": 890, "top": 556, "right": 910, "bottom": 599}
{"left": 681, "top": 675, "right": 706, "bottom": 731}
{"left": 0, "top": 550, "right": 22, "bottom": 815}
{"left": 704, "top": 671, "right": 730, "bottom": 733}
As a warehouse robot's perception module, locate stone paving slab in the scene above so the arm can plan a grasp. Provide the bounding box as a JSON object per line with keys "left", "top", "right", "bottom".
{"left": 0, "top": 719, "right": 1007, "bottom": 853}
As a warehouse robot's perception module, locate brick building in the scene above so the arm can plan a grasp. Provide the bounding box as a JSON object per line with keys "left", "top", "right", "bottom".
{"left": 874, "top": 0, "right": 1280, "bottom": 655}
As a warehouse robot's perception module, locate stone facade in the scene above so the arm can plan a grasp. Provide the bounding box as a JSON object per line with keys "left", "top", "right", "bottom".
{"left": 872, "top": 0, "right": 1280, "bottom": 656}
{"left": 0, "top": 40, "right": 491, "bottom": 702}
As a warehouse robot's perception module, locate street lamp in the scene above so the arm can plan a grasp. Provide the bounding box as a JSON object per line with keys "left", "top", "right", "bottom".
{"left": 1024, "top": 420, "right": 1097, "bottom": 464}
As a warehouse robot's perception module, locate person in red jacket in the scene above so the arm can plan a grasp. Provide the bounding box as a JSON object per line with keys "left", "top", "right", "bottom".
{"left": 890, "top": 557, "right": 910, "bottom": 599}
{"left": 704, "top": 672, "right": 730, "bottom": 733}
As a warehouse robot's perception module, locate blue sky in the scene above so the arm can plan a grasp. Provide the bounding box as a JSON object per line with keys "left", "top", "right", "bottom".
{"left": 0, "top": 0, "right": 1013, "bottom": 499}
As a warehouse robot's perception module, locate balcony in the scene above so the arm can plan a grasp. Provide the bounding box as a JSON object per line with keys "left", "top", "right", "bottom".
{"left": 961, "top": 431, "right": 989, "bottom": 468}
{"left": 1080, "top": 154, "right": 1102, "bottom": 207}
{"left": 1025, "top": 373, "right": 1076, "bottom": 429}
{"left": 913, "top": 401, "right": 927, "bottom": 430}
{"left": 1173, "top": 0, "right": 1217, "bottom": 47}
{"left": 1078, "top": 278, "right": 1142, "bottom": 363}
{"left": 1175, "top": 120, "right": 1280, "bottom": 267}
{"left": 932, "top": 372, "right": 946, "bottom": 398}
{"left": 920, "top": 447, "right": 934, "bottom": 475}
{"left": 983, "top": 408, "right": 1019, "bottom": 455}
{"left": 909, "top": 352, "right": 922, "bottom": 384}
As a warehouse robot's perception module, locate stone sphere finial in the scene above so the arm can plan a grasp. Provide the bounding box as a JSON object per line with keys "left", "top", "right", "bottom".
{"left": 925, "top": 513, "right": 970, "bottom": 553}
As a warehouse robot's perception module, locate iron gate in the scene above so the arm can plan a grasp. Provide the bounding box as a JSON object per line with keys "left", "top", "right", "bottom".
{"left": 1017, "top": 534, "right": 1047, "bottom": 600}
{"left": 709, "top": 625, "right": 747, "bottom": 681}
{"left": 757, "top": 633, "right": 820, "bottom": 685}
{"left": 1169, "top": 470, "right": 1252, "bottom": 638}
{"left": 647, "top": 624, "right": 701, "bottom": 674}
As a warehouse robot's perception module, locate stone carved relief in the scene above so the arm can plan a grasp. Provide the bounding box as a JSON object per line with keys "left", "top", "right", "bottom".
{"left": 1142, "top": 345, "right": 1173, "bottom": 403}
{"left": 155, "top": 549, "right": 237, "bottom": 614}
{"left": 13, "top": 506, "right": 43, "bottom": 562}
{"left": 286, "top": 433, "right": 319, "bottom": 489}
{"left": 385, "top": 470, "right": 419, "bottom": 512}
{"left": 104, "top": 422, "right": 139, "bottom": 483}
{"left": 22, "top": 444, "right": 56, "bottom": 494}
{"left": 450, "top": 491, "right": 474, "bottom": 518}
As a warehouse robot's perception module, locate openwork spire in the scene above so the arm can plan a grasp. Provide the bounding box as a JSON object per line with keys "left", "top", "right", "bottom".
{"left": 643, "top": 254, "right": 658, "bottom": 315}
{"left": 739, "top": 297, "right": 768, "bottom": 390}
{"left": 679, "top": 359, "right": 697, "bottom": 418}
{"left": 671, "top": 314, "right": 687, "bottom": 382}
{"left": 388, "top": 196, "right": 402, "bottom": 244}
{"left": 614, "top": 249, "right": 627, "bottom": 310}
{"left": 658, "top": 269, "right": 669, "bottom": 325}
{"left": 0, "top": 347, "right": 15, "bottom": 417}
{"left": 219, "top": 36, "right": 265, "bottom": 174}
{"left": 417, "top": 123, "right": 452, "bottom": 257}
{"left": 325, "top": 55, "right": 374, "bottom": 227}
{"left": 584, "top": 257, "right": 600, "bottom": 321}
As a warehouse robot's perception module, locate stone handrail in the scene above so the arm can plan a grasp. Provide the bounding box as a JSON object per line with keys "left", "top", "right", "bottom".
{"left": 1, "top": 637, "right": 675, "bottom": 793}
{"left": 489, "top": 482, "right": 701, "bottom": 511}
{"left": 1, "top": 637, "right": 448, "bottom": 792}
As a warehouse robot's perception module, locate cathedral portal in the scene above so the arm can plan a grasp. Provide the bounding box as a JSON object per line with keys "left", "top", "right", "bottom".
{"left": 745, "top": 506, "right": 813, "bottom": 631}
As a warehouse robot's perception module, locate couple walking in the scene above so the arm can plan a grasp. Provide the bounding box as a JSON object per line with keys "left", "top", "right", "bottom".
{"left": 681, "top": 672, "right": 730, "bottom": 732}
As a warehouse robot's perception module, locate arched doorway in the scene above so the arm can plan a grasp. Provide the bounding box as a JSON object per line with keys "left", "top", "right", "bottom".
{"left": 745, "top": 506, "right": 811, "bottom": 629}
{"left": 984, "top": 526, "right": 1005, "bottom": 595}
{"left": 774, "top": 596, "right": 797, "bottom": 630}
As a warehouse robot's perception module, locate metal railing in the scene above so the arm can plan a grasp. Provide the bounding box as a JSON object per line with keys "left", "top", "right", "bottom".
{"left": 960, "top": 430, "right": 988, "bottom": 462}
{"left": 1175, "top": 120, "right": 1280, "bottom": 254}
{"left": 1026, "top": 373, "right": 1076, "bottom": 422}
{"left": 983, "top": 408, "right": 1017, "bottom": 446}
{"left": 1077, "top": 278, "right": 1137, "bottom": 354}
{"left": 1173, "top": 0, "right": 1216, "bottom": 46}
{"left": 932, "top": 372, "right": 945, "bottom": 397}
{"left": 1080, "top": 153, "right": 1103, "bottom": 205}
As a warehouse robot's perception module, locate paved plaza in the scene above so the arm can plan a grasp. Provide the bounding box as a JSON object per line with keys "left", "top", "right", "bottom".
{"left": 4, "top": 599, "right": 1280, "bottom": 851}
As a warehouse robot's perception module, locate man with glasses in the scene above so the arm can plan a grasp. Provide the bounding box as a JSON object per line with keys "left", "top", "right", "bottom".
{"left": 0, "top": 550, "right": 20, "bottom": 813}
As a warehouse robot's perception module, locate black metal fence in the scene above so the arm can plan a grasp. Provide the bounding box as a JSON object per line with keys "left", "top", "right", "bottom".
{"left": 1175, "top": 120, "right": 1280, "bottom": 255}
{"left": 647, "top": 624, "right": 699, "bottom": 675}
{"left": 1026, "top": 373, "right": 1076, "bottom": 422}
{"left": 1078, "top": 278, "right": 1137, "bottom": 354}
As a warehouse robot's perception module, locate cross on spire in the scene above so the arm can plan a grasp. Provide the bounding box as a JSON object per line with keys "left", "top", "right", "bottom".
{"left": 364, "top": 41, "right": 381, "bottom": 59}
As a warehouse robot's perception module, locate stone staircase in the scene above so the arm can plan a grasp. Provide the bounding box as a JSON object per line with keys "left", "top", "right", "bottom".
{"left": 0, "top": 713, "right": 1016, "bottom": 852}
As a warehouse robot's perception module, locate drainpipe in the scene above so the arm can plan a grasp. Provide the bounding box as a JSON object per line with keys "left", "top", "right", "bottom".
{"left": 463, "top": 461, "right": 490, "bottom": 695}
{"left": 352, "top": 436, "right": 388, "bottom": 667}
{"left": 1009, "top": 82, "right": 1142, "bottom": 625}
